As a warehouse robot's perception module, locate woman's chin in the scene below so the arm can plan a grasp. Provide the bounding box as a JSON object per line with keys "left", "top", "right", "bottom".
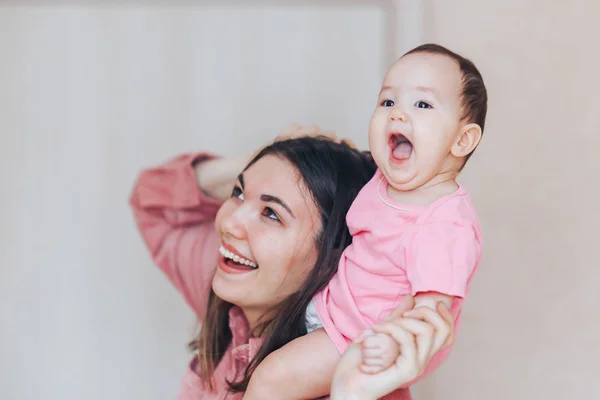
{"left": 212, "top": 271, "right": 253, "bottom": 305}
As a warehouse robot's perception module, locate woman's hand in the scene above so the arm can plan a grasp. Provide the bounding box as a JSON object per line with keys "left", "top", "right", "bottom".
{"left": 330, "top": 296, "right": 455, "bottom": 400}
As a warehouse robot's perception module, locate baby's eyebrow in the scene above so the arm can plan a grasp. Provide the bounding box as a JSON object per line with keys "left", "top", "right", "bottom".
{"left": 414, "top": 85, "right": 440, "bottom": 96}
{"left": 379, "top": 85, "right": 395, "bottom": 94}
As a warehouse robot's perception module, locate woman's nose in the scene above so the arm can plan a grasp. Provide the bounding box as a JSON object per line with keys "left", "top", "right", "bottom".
{"left": 220, "top": 206, "right": 250, "bottom": 240}
{"left": 389, "top": 107, "right": 408, "bottom": 122}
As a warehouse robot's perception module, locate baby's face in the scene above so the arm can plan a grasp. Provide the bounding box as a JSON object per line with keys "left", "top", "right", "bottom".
{"left": 368, "top": 52, "right": 464, "bottom": 191}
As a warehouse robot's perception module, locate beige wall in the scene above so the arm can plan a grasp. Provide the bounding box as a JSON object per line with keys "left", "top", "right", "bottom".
{"left": 411, "top": 1, "right": 600, "bottom": 399}
{"left": 2, "top": 1, "right": 599, "bottom": 399}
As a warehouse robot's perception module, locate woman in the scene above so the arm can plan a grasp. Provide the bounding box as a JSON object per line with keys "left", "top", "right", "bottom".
{"left": 130, "top": 129, "right": 452, "bottom": 399}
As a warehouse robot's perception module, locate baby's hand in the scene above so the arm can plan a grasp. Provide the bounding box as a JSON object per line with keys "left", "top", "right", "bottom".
{"left": 359, "top": 331, "right": 400, "bottom": 374}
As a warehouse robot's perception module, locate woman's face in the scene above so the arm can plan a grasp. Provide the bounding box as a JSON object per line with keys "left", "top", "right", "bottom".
{"left": 213, "top": 155, "right": 322, "bottom": 326}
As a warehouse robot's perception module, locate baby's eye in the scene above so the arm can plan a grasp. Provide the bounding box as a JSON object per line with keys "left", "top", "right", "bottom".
{"left": 231, "top": 185, "right": 244, "bottom": 200}
{"left": 380, "top": 99, "right": 394, "bottom": 107}
{"left": 262, "top": 207, "right": 281, "bottom": 222}
{"left": 415, "top": 101, "right": 432, "bottom": 109}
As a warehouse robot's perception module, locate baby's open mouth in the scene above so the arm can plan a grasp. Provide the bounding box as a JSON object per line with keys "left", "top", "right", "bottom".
{"left": 388, "top": 133, "right": 413, "bottom": 161}
{"left": 219, "top": 246, "right": 258, "bottom": 270}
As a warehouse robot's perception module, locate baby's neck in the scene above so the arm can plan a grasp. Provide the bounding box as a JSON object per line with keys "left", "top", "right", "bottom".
{"left": 386, "top": 173, "right": 459, "bottom": 206}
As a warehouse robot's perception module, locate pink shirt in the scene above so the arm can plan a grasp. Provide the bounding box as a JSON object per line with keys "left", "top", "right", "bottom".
{"left": 131, "top": 155, "right": 413, "bottom": 400}
{"left": 314, "top": 169, "right": 483, "bottom": 382}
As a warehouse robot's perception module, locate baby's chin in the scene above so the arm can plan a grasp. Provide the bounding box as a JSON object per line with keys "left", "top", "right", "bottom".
{"left": 380, "top": 165, "right": 421, "bottom": 192}
{"left": 369, "top": 148, "right": 419, "bottom": 188}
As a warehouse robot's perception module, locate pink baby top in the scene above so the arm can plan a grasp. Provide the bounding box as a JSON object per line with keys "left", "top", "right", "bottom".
{"left": 314, "top": 168, "right": 483, "bottom": 382}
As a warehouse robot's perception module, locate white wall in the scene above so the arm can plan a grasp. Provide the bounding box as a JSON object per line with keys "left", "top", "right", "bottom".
{"left": 0, "top": 2, "right": 399, "bottom": 399}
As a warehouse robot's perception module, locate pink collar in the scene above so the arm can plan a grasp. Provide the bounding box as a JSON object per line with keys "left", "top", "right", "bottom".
{"left": 228, "top": 306, "right": 262, "bottom": 363}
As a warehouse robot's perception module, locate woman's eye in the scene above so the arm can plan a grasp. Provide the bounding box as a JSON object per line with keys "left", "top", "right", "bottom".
{"left": 263, "top": 207, "right": 281, "bottom": 222}
{"left": 415, "top": 101, "right": 432, "bottom": 109}
{"left": 380, "top": 99, "right": 394, "bottom": 107}
{"left": 231, "top": 186, "right": 244, "bottom": 200}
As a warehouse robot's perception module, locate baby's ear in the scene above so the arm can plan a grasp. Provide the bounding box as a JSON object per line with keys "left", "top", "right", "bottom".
{"left": 451, "top": 123, "right": 482, "bottom": 158}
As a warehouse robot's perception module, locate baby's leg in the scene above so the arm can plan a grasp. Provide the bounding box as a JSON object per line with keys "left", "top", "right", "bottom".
{"left": 360, "top": 331, "right": 400, "bottom": 374}
{"left": 244, "top": 328, "right": 340, "bottom": 400}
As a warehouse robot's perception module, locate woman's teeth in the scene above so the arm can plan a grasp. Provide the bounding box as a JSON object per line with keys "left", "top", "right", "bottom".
{"left": 219, "top": 246, "right": 258, "bottom": 268}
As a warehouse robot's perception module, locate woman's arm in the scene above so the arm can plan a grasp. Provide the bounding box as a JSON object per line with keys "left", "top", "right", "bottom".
{"left": 129, "top": 153, "right": 246, "bottom": 318}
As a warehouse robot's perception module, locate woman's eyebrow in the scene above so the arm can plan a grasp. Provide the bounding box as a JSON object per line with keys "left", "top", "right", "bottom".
{"left": 260, "top": 194, "right": 295, "bottom": 218}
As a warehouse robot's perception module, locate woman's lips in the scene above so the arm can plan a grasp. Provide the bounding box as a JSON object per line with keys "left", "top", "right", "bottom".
{"left": 218, "top": 257, "right": 257, "bottom": 275}
{"left": 218, "top": 243, "right": 258, "bottom": 275}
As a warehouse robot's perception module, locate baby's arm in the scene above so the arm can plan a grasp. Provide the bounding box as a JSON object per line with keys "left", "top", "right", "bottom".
{"left": 360, "top": 292, "right": 453, "bottom": 374}
{"left": 244, "top": 328, "right": 340, "bottom": 400}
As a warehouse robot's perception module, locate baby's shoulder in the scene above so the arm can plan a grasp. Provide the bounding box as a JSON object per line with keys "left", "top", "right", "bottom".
{"left": 420, "top": 188, "right": 480, "bottom": 227}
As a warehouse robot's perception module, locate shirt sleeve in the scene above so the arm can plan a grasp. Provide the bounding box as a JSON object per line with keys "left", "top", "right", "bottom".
{"left": 129, "top": 153, "right": 224, "bottom": 318}
{"left": 406, "top": 220, "right": 480, "bottom": 298}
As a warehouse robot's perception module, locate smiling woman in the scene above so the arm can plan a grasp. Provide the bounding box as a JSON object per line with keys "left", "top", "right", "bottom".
{"left": 211, "top": 153, "right": 322, "bottom": 327}
{"left": 129, "top": 135, "right": 376, "bottom": 399}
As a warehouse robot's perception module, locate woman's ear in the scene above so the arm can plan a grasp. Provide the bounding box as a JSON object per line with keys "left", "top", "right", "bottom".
{"left": 451, "top": 123, "right": 482, "bottom": 158}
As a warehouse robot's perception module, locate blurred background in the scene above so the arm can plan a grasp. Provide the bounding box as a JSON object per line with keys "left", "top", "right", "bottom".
{"left": 1, "top": 1, "right": 598, "bottom": 399}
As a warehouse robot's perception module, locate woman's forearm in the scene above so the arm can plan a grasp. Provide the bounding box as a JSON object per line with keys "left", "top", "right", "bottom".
{"left": 194, "top": 155, "right": 249, "bottom": 202}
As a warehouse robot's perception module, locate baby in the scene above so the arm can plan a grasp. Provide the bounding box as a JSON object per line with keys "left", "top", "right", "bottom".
{"left": 245, "top": 43, "right": 487, "bottom": 399}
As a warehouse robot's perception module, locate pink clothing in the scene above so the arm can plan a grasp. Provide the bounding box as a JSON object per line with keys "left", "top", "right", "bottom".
{"left": 314, "top": 168, "right": 483, "bottom": 382}
{"left": 130, "top": 153, "right": 262, "bottom": 400}
{"left": 131, "top": 155, "right": 413, "bottom": 400}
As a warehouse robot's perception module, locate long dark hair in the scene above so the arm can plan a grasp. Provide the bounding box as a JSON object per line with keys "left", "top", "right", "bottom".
{"left": 190, "top": 136, "right": 376, "bottom": 392}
